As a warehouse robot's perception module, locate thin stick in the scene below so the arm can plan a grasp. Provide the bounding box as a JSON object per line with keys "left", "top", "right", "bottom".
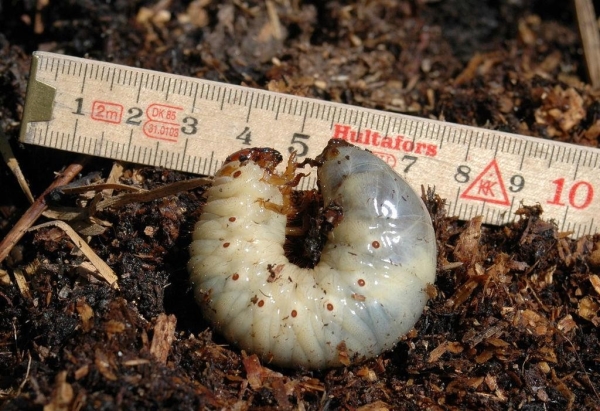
{"left": 0, "top": 157, "right": 88, "bottom": 264}
{"left": 574, "top": 0, "right": 600, "bottom": 88}
{"left": 0, "top": 128, "right": 35, "bottom": 203}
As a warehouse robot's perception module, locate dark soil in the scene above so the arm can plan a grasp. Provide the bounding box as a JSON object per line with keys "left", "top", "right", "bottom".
{"left": 1, "top": 0, "right": 600, "bottom": 410}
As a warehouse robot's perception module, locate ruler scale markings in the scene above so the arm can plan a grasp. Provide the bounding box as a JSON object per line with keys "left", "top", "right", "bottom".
{"left": 548, "top": 145, "right": 556, "bottom": 168}
{"left": 180, "top": 138, "right": 189, "bottom": 170}
{"left": 158, "top": 148, "right": 164, "bottom": 168}
{"left": 355, "top": 110, "right": 364, "bottom": 136}
{"left": 453, "top": 187, "right": 461, "bottom": 216}
{"left": 152, "top": 142, "right": 159, "bottom": 166}
{"left": 518, "top": 140, "right": 527, "bottom": 170}
{"left": 573, "top": 150, "right": 581, "bottom": 179}
{"left": 583, "top": 150, "right": 590, "bottom": 168}
{"left": 438, "top": 124, "right": 446, "bottom": 149}
{"left": 283, "top": 97, "right": 290, "bottom": 116}
{"left": 301, "top": 102, "right": 309, "bottom": 132}
{"left": 246, "top": 92, "right": 253, "bottom": 123}
{"left": 259, "top": 93, "right": 265, "bottom": 110}
{"left": 211, "top": 84, "right": 218, "bottom": 102}
{"left": 80, "top": 63, "right": 88, "bottom": 93}
{"left": 208, "top": 152, "right": 214, "bottom": 175}
{"left": 18, "top": 52, "right": 600, "bottom": 234}
{"left": 493, "top": 136, "right": 500, "bottom": 157}
{"left": 275, "top": 96, "right": 282, "bottom": 120}
{"left": 218, "top": 87, "right": 225, "bottom": 110}
{"left": 561, "top": 207, "right": 569, "bottom": 230}
{"left": 71, "top": 119, "right": 78, "bottom": 152}
{"left": 463, "top": 131, "right": 472, "bottom": 161}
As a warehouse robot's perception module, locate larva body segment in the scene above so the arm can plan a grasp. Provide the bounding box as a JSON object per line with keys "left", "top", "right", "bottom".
{"left": 188, "top": 139, "right": 437, "bottom": 369}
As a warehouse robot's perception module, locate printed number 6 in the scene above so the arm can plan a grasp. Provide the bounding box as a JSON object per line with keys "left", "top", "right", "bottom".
{"left": 288, "top": 133, "right": 310, "bottom": 157}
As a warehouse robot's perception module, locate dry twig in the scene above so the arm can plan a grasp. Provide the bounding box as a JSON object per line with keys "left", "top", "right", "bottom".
{"left": 574, "top": 0, "right": 600, "bottom": 88}
{"left": 0, "top": 158, "right": 88, "bottom": 265}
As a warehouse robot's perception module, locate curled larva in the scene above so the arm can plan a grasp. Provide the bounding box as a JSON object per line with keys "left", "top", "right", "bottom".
{"left": 188, "top": 139, "right": 437, "bottom": 369}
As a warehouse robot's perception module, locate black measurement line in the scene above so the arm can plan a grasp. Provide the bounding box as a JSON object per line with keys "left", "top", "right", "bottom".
{"left": 220, "top": 87, "right": 227, "bottom": 110}
{"left": 72, "top": 119, "right": 79, "bottom": 150}
{"left": 192, "top": 83, "right": 199, "bottom": 113}
{"left": 136, "top": 73, "right": 144, "bottom": 104}
{"left": 519, "top": 140, "right": 528, "bottom": 170}
{"left": 548, "top": 144, "right": 555, "bottom": 168}
{"left": 180, "top": 138, "right": 189, "bottom": 170}
{"left": 126, "top": 130, "right": 133, "bottom": 161}
{"left": 453, "top": 187, "right": 461, "bottom": 216}
{"left": 561, "top": 206, "right": 569, "bottom": 231}
{"left": 464, "top": 133, "right": 472, "bottom": 162}
{"left": 329, "top": 106, "right": 337, "bottom": 130}
{"left": 165, "top": 77, "right": 171, "bottom": 100}
{"left": 246, "top": 92, "right": 254, "bottom": 123}
{"left": 80, "top": 63, "right": 88, "bottom": 93}
{"left": 301, "top": 102, "right": 309, "bottom": 133}
{"left": 573, "top": 150, "right": 582, "bottom": 179}
{"left": 275, "top": 97, "right": 282, "bottom": 120}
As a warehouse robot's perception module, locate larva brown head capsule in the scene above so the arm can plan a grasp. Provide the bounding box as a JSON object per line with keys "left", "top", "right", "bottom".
{"left": 188, "top": 139, "right": 437, "bottom": 369}
{"left": 224, "top": 147, "right": 283, "bottom": 172}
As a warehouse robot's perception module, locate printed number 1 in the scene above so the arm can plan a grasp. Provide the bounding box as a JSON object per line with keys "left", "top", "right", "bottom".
{"left": 73, "top": 97, "right": 84, "bottom": 115}
{"left": 547, "top": 178, "right": 594, "bottom": 209}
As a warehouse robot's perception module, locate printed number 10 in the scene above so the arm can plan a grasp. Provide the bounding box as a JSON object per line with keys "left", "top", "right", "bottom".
{"left": 547, "top": 178, "right": 594, "bottom": 209}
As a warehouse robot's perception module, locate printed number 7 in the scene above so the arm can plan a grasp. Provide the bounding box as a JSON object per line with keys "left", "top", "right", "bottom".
{"left": 402, "top": 155, "right": 417, "bottom": 173}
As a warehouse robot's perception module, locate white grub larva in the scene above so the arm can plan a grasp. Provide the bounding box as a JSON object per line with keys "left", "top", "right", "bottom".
{"left": 188, "top": 139, "right": 437, "bottom": 369}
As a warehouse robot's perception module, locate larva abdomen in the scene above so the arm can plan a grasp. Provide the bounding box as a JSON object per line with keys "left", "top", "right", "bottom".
{"left": 188, "top": 139, "right": 437, "bottom": 369}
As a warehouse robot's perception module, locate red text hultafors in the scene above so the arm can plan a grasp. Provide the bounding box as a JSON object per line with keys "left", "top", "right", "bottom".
{"left": 332, "top": 124, "right": 438, "bottom": 157}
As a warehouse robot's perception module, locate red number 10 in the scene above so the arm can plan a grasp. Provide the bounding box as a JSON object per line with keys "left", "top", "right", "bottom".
{"left": 547, "top": 178, "right": 594, "bottom": 209}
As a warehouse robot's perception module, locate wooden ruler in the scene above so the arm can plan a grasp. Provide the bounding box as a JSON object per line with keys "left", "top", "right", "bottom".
{"left": 19, "top": 51, "right": 600, "bottom": 236}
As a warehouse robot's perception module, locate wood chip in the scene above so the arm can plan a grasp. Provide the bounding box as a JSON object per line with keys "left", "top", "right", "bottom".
{"left": 149, "top": 313, "right": 177, "bottom": 364}
{"left": 42, "top": 371, "right": 73, "bottom": 411}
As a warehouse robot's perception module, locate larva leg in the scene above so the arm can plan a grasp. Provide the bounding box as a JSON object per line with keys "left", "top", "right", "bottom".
{"left": 189, "top": 139, "right": 437, "bottom": 369}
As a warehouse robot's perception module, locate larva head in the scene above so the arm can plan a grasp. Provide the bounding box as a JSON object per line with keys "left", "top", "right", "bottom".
{"left": 224, "top": 147, "right": 283, "bottom": 172}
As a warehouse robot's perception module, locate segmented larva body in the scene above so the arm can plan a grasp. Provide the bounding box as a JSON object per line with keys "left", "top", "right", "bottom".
{"left": 188, "top": 139, "right": 437, "bottom": 369}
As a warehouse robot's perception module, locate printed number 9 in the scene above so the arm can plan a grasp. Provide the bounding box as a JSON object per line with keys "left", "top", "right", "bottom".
{"left": 509, "top": 175, "right": 525, "bottom": 192}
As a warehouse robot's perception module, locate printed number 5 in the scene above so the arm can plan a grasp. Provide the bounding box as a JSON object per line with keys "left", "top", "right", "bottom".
{"left": 288, "top": 133, "right": 310, "bottom": 157}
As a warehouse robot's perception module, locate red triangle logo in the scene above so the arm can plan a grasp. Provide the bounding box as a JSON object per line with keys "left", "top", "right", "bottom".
{"left": 460, "top": 159, "right": 510, "bottom": 206}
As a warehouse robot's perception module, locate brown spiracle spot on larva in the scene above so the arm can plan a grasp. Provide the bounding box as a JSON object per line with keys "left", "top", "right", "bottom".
{"left": 188, "top": 138, "right": 437, "bottom": 369}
